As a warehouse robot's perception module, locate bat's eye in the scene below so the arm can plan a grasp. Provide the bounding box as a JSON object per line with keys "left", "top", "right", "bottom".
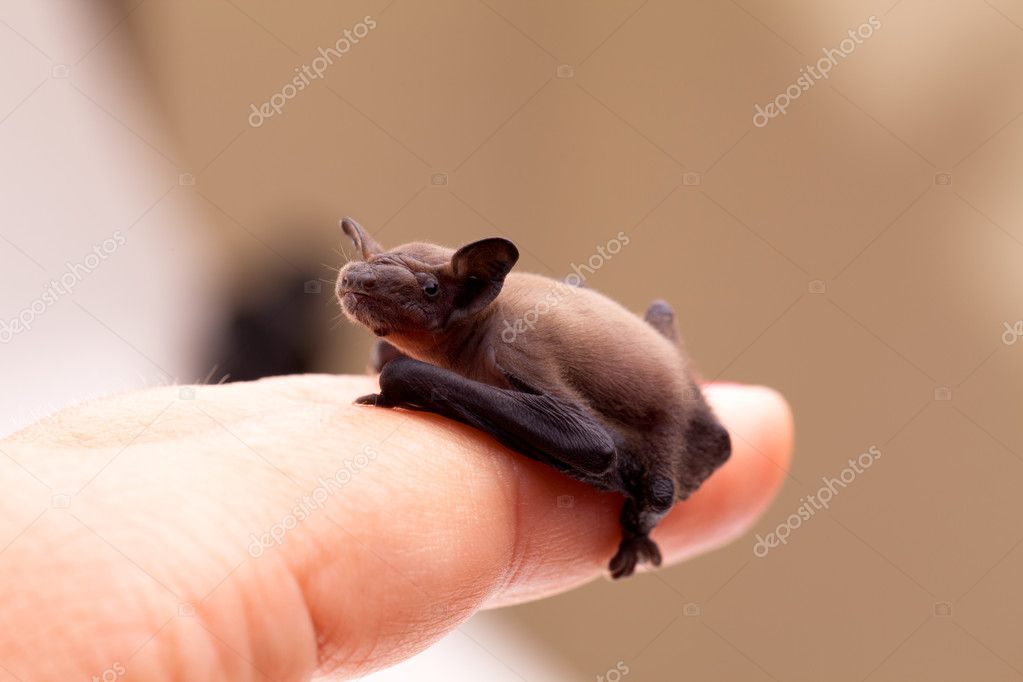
{"left": 423, "top": 282, "right": 439, "bottom": 297}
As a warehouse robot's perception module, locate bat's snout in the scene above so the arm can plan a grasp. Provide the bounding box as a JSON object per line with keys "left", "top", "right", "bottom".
{"left": 336, "top": 262, "right": 377, "bottom": 295}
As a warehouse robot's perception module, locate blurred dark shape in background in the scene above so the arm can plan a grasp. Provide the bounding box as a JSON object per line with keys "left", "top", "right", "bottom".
{"left": 210, "top": 265, "right": 333, "bottom": 382}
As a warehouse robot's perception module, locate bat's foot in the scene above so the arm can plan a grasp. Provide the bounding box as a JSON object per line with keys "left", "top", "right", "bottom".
{"left": 608, "top": 534, "right": 663, "bottom": 579}
{"left": 354, "top": 392, "right": 386, "bottom": 406}
{"left": 644, "top": 299, "right": 678, "bottom": 343}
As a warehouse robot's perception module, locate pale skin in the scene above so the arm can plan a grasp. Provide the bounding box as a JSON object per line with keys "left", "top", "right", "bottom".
{"left": 0, "top": 375, "right": 792, "bottom": 681}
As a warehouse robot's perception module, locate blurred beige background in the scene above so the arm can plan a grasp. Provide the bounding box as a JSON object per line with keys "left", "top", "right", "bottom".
{"left": 2, "top": 0, "right": 1022, "bottom": 679}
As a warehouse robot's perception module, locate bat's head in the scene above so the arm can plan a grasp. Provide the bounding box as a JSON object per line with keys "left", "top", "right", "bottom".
{"left": 335, "top": 217, "right": 519, "bottom": 338}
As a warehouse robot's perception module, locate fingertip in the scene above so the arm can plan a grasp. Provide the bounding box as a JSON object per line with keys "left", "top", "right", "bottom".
{"left": 650, "top": 383, "right": 794, "bottom": 566}
{"left": 493, "top": 382, "right": 796, "bottom": 600}
{"left": 704, "top": 382, "right": 794, "bottom": 472}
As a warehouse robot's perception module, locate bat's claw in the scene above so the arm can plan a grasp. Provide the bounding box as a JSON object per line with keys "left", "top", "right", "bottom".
{"left": 354, "top": 393, "right": 383, "bottom": 406}
{"left": 609, "top": 534, "right": 662, "bottom": 579}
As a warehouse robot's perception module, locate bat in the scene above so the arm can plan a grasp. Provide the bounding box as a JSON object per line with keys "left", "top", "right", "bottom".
{"left": 334, "top": 217, "right": 731, "bottom": 578}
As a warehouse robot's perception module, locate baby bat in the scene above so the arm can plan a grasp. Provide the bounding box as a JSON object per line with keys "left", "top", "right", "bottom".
{"left": 334, "top": 217, "right": 731, "bottom": 579}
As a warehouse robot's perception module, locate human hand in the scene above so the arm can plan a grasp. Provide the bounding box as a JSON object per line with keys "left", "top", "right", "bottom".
{"left": 0, "top": 375, "right": 791, "bottom": 680}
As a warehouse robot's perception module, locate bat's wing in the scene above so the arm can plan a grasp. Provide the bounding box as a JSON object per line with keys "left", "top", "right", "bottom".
{"left": 356, "top": 357, "right": 616, "bottom": 478}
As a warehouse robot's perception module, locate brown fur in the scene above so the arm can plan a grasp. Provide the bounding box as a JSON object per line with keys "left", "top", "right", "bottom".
{"left": 335, "top": 218, "right": 730, "bottom": 578}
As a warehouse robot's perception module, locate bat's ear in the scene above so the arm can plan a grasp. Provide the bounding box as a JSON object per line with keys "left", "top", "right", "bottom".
{"left": 449, "top": 237, "right": 519, "bottom": 319}
{"left": 339, "top": 217, "right": 383, "bottom": 260}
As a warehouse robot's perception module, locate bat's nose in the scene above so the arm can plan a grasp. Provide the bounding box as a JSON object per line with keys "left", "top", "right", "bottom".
{"left": 340, "top": 266, "right": 377, "bottom": 292}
